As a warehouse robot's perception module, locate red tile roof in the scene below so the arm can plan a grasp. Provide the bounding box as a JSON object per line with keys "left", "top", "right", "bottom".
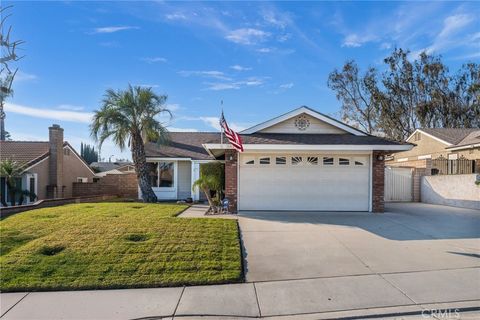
{"left": 0, "top": 141, "right": 50, "bottom": 167}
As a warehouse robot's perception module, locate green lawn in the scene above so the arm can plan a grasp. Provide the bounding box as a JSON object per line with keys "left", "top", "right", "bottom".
{"left": 0, "top": 202, "right": 242, "bottom": 292}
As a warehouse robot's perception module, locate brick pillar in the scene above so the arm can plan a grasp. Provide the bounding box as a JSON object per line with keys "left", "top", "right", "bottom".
{"left": 47, "top": 124, "right": 64, "bottom": 198}
{"left": 225, "top": 150, "right": 238, "bottom": 213}
{"left": 372, "top": 151, "right": 385, "bottom": 213}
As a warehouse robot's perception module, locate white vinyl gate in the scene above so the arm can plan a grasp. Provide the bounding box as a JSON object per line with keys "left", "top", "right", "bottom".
{"left": 385, "top": 167, "right": 413, "bottom": 202}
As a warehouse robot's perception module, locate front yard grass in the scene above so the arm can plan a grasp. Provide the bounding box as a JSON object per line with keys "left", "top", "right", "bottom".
{"left": 0, "top": 202, "right": 242, "bottom": 292}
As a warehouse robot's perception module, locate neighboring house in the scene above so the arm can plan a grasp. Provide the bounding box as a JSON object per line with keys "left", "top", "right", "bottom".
{"left": 90, "top": 161, "right": 134, "bottom": 173}
{"left": 95, "top": 166, "right": 135, "bottom": 177}
{"left": 143, "top": 106, "right": 411, "bottom": 212}
{"left": 0, "top": 124, "right": 95, "bottom": 204}
{"left": 386, "top": 128, "right": 480, "bottom": 172}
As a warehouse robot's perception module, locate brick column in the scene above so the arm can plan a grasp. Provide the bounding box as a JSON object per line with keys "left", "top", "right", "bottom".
{"left": 224, "top": 150, "right": 238, "bottom": 213}
{"left": 372, "top": 151, "right": 385, "bottom": 213}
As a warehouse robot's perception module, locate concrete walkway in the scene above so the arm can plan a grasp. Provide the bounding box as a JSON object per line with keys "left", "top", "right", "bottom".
{"left": 178, "top": 204, "right": 238, "bottom": 219}
{"left": 1, "top": 272, "right": 479, "bottom": 319}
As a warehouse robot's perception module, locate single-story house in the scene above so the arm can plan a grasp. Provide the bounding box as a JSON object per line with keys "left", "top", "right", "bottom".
{"left": 385, "top": 128, "right": 480, "bottom": 173}
{"left": 144, "top": 106, "right": 412, "bottom": 212}
{"left": 0, "top": 124, "right": 95, "bottom": 205}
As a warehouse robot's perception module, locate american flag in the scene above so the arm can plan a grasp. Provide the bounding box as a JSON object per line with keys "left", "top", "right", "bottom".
{"left": 219, "top": 111, "right": 244, "bottom": 152}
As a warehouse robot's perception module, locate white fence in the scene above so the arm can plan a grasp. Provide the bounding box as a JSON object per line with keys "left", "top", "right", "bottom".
{"left": 385, "top": 167, "right": 413, "bottom": 202}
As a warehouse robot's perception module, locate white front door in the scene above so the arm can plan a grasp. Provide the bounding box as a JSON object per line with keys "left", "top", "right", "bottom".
{"left": 238, "top": 153, "right": 370, "bottom": 211}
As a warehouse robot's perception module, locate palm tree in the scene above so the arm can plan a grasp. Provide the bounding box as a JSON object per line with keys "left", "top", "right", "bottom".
{"left": 192, "top": 175, "right": 221, "bottom": 213}
{"left": 0, "top": 159, "right": 24, "bottom": 206}
{"left": 91, "top": 85, "right": 171, "bottom": 203}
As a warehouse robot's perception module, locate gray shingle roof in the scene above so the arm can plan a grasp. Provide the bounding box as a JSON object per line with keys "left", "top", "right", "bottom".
{"left": 448, "top": 130, "right": 480, "bottom": 148}
{"left": 242, "top": 133, "right": 405, "bottom": 145}
{"left": 420, "top": 128, "right": 479, "bottom": 145}
{"left": 144, "top": 132, "right": 406, "bottom": 159}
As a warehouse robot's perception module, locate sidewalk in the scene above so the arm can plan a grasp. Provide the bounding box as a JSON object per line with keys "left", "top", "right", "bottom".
{"left": 178, "top": 204, "right": 237, "bottom": 219}
{"left": 2, "top": 269, "right": 479, "bottom": 319}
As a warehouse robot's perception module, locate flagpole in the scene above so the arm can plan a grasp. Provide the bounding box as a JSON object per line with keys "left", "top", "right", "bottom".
{"left": 220, "top": 100, "right": 224, "bottom": 145}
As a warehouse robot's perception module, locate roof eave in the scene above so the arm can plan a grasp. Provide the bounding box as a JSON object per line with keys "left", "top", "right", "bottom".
{"left": 203, "top": 143, "right": 413, "bottom": 152}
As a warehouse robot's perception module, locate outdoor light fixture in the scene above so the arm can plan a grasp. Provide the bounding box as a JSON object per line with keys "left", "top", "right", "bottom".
{"left": 377, "top": 154, "right": 385, "bottom": 161}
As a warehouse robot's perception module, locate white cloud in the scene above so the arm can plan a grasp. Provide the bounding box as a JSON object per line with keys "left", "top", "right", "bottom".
{"left": 165, "top": 103, "right": 180, "bottom": 111}
{"left": 181, "top": 116, "right": 248, "bottom": 132}
{"left": 279, "top": 82, "right": 294, "bottom": 89}
{"left": 178, "top": 70, "right": 231, "bottom": 80}
{"left": 199, "top": 116, "right": 247, "bottom": 132}
{"left": 438, "top": 14, "right": 473, "bottom": 38}
{"left": 380, "top": 42, "right": 392, "bottom": 50}
{"left": 262, "top": 10, "right": 290, "bottom": 29}
{"left": 256, "top": 47, "right": 272, "bottom": 53}
{"left": 5, "top": 102, "right": 93, "bottom": 123}
{"left": 15, "top": 71, "right": 37, "bottom": 82}
{"left": 141, "top": 57, "right": 167, "bottom": 63}
{"left": 342, "top": 33, "right": 377, "bottom": 48}
{"left": 167, "top": 127, "right": 198, "bottom": 132}
{"left": 165, "top": 12, "right": 188, "bottom": 21}
{"left": 205, "top": 77, "right": 266, "bottom": 91}
{"left": 92, "top": 26, "right": 139, "bottom": 34}
{"left": 225, "top": 28, "right": 270, "bottom": 45}
{"left": 277, "top": 33, "right": 291, "bottom": 42}
{"left": 419, "top": 13, "right": 475, "bottom": 54}
{"left": 230, "top": 65, "right": 252, "bottom": 71}
{"left": 57, "top": 104, "right": 85, "bottom": 111}
{"left": 205, "top": 83, "right": 241, "bottom": 91}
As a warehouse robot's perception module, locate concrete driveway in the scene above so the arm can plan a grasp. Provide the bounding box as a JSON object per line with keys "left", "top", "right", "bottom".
{"left": 237, "top": 202, "right": 480, "bottom": 316}
{"left": 239, "top": 202, "right": 480, "bottom": 282}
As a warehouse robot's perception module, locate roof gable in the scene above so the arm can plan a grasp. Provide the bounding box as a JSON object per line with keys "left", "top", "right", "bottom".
{"left": 241, "top": 106, "right": 367, "bottom": 136}
{"left": 407, "top": 128, "right": 480, "bottom": 146}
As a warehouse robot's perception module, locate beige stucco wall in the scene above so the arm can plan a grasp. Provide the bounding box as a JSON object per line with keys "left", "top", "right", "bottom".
{"left": 421, "top": 174, "right": 480, "bottom": 210}
{"left": 62, "top": 147, "right": 95, "bottom": 197}
{"left": 26, "top": 159, "right": 49, "bottom": 200}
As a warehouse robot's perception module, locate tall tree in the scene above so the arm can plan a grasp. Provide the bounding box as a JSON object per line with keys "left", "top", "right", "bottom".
{"left": 327, "top": 61, "right": 379, "bottom": 134}
{"left": 80, "top": 142, "right": 99, "bottom": 165}
{"left": 90, "top": 85, "right": 171, "bottom": 202}
{"left": 0, "top": 5, "right": 24, "bottom": 141}
{"left": 329, "top": 48, "right": 480, "bottom": 141}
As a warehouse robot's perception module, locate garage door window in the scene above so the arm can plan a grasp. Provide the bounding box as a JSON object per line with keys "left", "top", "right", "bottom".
{"left": 259, "top": 157, "right": 271, "bottom": 165}
{"left": 276, "top": 157, "right": 286, "bottom": 165}
{"left": 307, "top": 157, "right": 318, "bottom": 165}
{"left": 339, "top": 158, "right": 350, "bottom": 165}
{"left": 353, "top": 157, "right": 365, "bottom": 166}
{"left": 244, "top": 157, "right": 255, "bottom": 165}
{"left": 323, "top": 157, "right": 334, "bottom": 165}
{"left": 292, "top": 156, "right": 302, "bottom": 165}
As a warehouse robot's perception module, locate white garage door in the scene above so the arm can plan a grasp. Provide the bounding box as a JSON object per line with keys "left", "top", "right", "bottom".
{"left": 238, "top": 154, "right": 370, "bottom": 211}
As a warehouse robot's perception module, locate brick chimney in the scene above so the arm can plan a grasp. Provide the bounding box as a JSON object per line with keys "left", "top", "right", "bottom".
{"left": 47, "top": 124, "right": 64, "bottom": 198}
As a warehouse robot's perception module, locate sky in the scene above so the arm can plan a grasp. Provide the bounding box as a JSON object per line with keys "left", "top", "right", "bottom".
{"left": 4, "top": 1, "right": 480, "bottom": 160}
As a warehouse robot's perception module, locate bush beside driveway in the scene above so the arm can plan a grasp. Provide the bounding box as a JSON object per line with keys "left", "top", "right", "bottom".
{"left": 0, "top": 202, "right": 242, "bottom": 292}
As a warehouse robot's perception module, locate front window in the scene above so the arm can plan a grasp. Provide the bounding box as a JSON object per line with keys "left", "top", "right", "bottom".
{"left": 148, "top": 162, "right": 175, "bottom": 188}
{"left": 159, "top": 162, "right": 174, "bottom": 187}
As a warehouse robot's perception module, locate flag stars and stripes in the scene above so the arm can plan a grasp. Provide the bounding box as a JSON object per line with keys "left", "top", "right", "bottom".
{"left": 220, "top": 111, "right": 244, "bottom": 152}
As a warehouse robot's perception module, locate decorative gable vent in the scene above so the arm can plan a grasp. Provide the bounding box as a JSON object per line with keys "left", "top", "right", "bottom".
{"left": 294, "top": 115, "right": 310, "bottom": 131}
